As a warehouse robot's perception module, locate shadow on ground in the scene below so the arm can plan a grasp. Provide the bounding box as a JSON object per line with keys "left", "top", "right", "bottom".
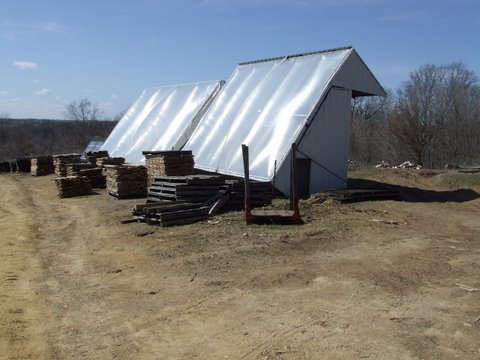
{"left": 347, "top": 178, "right": 480, "bottom": 203}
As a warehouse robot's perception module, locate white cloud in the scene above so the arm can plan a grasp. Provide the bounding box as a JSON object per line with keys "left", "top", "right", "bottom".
{"left": 36, "top": 88, "right": 50, "bottom": 95}
{"left": 14, "top": 60, "right": 38, "bottom": 70}
{"left": 111, "top": 94, "right": 119, "bottom": 100}
{"left": 33, "top": 79, "right": 40, "bottom": 83}
{"left": 0, "top": 90, "right": 8, "bottom": 95}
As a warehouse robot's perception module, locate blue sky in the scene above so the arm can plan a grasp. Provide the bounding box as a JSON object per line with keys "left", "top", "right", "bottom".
{"left": 1, "top": 0, "right": 478, "bottom": 119}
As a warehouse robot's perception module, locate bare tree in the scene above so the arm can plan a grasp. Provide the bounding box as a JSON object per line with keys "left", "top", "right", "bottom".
{"left": 64, "top": 98, "right": 103, "bottom": 122}
{"left": 350, "top": 94, "right": 392, "bottom": 164}
{"left": 64, "top": 98, "right": 104, "bottom": 151}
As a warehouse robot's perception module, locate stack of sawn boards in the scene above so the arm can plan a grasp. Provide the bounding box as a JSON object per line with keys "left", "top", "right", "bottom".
{"left": 53, "top": 154, "right": 82, "bottom": 177}
{"left": 105, "top": 164, "right": 147, "bottom": 198}
{"left": 143, "top": 150, "right": 195, "bottom": 185}
{"left": 31, "top": 156, "right": 54, "bottom": 176}
{"left": 55, "top": 176, "right": 92, "bottom": 198}
{"left": 131, "top": 174, "right": 273, "bottom": 226}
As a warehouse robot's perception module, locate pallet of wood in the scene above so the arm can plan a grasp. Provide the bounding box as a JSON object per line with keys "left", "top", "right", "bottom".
{"left": 96, "top": 157, "right": 125, "bottom": 167}
{"left": 105, "top": 164, "right": 147, "bottom": 198}
{"left": 79, "top": 168, "right": 106, "bottom": 189}
{"left": 53, "top": 154, "right": 82, "bottom": 177}
{"left": 85, "top": 150, "right": 109, "bottom": 165}
{"left": 66, "top": 163, "right": 97, "bottom": 176}
{"left": 143, "top": 151, "right": 195, "bottom": 185}
{"left": 31, "top": 156, "right": 54, "bottom": 176}
{"left": 54, "top": 176, "right": 93, "bottom": 198}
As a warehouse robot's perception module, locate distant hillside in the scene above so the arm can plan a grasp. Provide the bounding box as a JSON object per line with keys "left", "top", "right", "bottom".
{"left": 0, "top": 118, "right": 118, "bottom": 161}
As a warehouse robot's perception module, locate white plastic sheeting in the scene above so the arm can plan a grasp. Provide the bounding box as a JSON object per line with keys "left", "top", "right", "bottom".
{"left": 184, "top": 48, "right": 351, "bottom": 181}
{"left": 84, "top": 137, "right": 105, "bottom": 153}
{"left": 101, "top": 81, "right": 223, "bottom": 164}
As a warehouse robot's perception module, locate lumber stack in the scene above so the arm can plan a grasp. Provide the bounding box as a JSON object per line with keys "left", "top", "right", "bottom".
{"left": 55, "top": 176, "right": 93, "bottom": 198}
{"left": 105, "top": 165, "right": 147, "bottom": 198}
{"left": 53, "top": 154, "right": 82, "bottom": 177}
{"left": 143, "top": 151, "right": 195, "bottom": 185}
{"left": 129, "top": 191, "right": 230, "bottom": 227}
{"left": 221, "top": 180, "right": 274, "bottom": 212}
{"left": 96, "top": 157, "right": 125, "bottom": 167}
{"left": 79, "top": 168, "right": 106, "bottom": 189}
{"left": 16, "top": 158, "right": 31, "bottom": 173}
{"left": 85, "top": 150, "right": 109, "bottom": 165}
{"left": 0, "top": 161, "right": 11, "bottom": 173}
{"left": 147, "top": 175, "right": 225, "bottom": 203}
{"left": 31, "top": 156, "right": 54, "bottom": 176}
{"left": 66, "top": 163, "right": 97, "bottom": 176}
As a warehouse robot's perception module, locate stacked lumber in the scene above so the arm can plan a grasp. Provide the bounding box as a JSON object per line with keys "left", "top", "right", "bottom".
{"left": 105, "top": 165, "right": 147, "bottom": 198}
{"left": 16, "top": 158, "right": 31, "bottom": 173}
{"left": 53, "top": 154, "right": 82, "bottom": 177}
{"left": 0, "top": 161, "right": 11, "bottom": 173}
{"left": 147, "top": 175, "right": 225, "bottom": 203}
{"left": 96, "top": 157, "right": 125, "bottom": 167}
{"left": 323, "top": 189, "right": 400, "bottom": 203}
{"left": 129, "top": 192, "right": 230, "bottom": 227}
{"left": 143, "top": 151, "right": 195, "bottom": 185}
{"left": 85, "top": 150, "right": 109, "bottom": 165}
{"left": 55, "top": 176, "right": 92, "bottom": 198}
{"left": 221, "top": 180, "right": 274, "bottom": 212}
{"left": 79, "top": 168, "right": 106, "bottom": 189}
{"left": 31, "top": 156, "right": 54, "bottom": 176}
{"left": 66, "top": 163, "right": 97, "bottom": 176}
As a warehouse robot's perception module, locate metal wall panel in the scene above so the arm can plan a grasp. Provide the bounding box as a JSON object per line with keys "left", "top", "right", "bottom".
{"left": 184, "top": 49, "right": 351, "bottom": 181}
{"left": 101, "top": 81, "right": 223, "bottom": 164}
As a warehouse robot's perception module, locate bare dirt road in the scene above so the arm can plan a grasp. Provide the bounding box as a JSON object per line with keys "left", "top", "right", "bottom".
{"left": 1, "top": 169, "right": 479, "bottom": 359}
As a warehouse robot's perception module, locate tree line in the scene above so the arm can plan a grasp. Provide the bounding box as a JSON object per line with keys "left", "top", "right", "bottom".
{"left": 1, "top": 62, "right": 479, "bottom": 167}
{"left": 0, "top": 118, "right": 117, "bottom": 161}
{"left": 350, "top": 62, "right": 480, "bottom": 168}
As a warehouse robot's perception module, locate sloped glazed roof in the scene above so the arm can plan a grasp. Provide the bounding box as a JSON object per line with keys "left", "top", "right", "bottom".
{"left": 184, "top": 47, "right": 384, "bottom": 181}
{"left": 101, "top": 80, "right": 223, "bottom": 164}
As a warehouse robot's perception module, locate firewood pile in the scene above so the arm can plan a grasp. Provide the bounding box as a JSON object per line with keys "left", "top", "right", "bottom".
{"left": 31, "top": 156, "right": 54, "bottom": 176}
{"left": 78, "top": 168, "right": 106, "bottom": 189}
{"left": 85, "top": 150, "right": 109, "bottom": 164}
{"left": 96, "top": 157, "right": 125, "bottom": 167}
{"left": 147, "top": 175, "right": 225, "bottom": 203}
{"left": 143, "top": 151, "right": 195, "bottom": 185}
{"left": 54, "top": 176, "right": 93, "bottom": 198}
{"left": 66, "top": 163, "right": 97, "bottom": 176}
{"left": 53, "top": 154, "right": 82, "bottom": 177}
{"left": 104, "top": 165, "right": 147, "bottom": 198}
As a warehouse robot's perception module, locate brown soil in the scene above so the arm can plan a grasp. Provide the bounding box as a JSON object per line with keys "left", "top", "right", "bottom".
{"left": 1, "top": 168, "right": 479, "bottom": 359}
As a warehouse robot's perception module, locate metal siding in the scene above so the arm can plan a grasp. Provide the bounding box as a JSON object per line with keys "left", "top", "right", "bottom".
{"left": 274, "top": 88, "right": 351, "bottom": 196}
{"left": 331, "top": 50, "right": 386, "bottom": 97}
{"left": 300, "top": 87, "right": 351, "bottom": 192}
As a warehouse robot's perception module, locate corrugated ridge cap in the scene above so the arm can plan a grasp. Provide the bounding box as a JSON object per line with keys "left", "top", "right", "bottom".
{"left": 238, "top": 46, "right": 353, "bottom": 66}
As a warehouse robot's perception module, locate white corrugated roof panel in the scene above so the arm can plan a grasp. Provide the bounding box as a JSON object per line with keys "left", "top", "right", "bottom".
{"left": 184, "top": 48, "right": 351, "bottom": 181}
{"left": 101, "top": 80, "right": 223, "bottom": 164}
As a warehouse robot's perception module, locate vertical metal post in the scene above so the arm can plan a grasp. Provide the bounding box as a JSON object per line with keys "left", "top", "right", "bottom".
{"left": 241, "top": 144, "right": 251, "bottom": 216}
{"left": 290, "top": 143, "right": 298, "bottom": 211}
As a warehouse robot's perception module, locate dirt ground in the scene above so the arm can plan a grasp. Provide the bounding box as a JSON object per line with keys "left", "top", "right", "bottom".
{"left": 1, "top": 168, "right": 479, "bottom": 359}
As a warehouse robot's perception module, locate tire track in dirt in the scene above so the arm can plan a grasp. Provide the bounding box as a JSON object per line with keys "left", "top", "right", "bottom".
{"left": 0, "top": 175, "right": 53, "bottom": 359}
